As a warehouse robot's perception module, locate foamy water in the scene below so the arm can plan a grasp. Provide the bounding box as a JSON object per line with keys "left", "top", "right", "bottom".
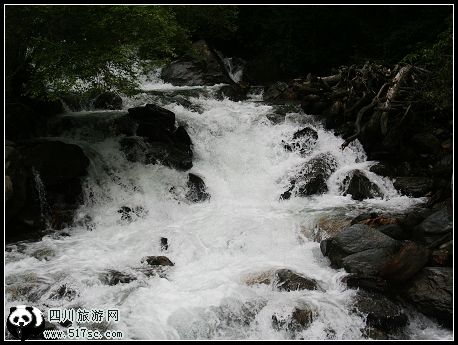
{"left": 4, "top": 80, "right": 452, "bottom": 340}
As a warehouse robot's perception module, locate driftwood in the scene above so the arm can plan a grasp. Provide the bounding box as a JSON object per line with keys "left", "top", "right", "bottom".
{"left": 340, "top": 64, "right": 414, "bottom": 149}
{"left": 341, "top": 83, "right": 389, "bottom": 149}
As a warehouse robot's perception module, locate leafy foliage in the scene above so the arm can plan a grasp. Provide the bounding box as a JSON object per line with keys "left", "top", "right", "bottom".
{"left": 5, "top": 5, "right": 190, "bottom": 98}
{"left": 402, "top": 15, "right": 453, "bottom": 113}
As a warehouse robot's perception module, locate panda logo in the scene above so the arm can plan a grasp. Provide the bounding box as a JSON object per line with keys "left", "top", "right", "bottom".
{"left": 7, "top": 305, "right": 45, "bottom": 341}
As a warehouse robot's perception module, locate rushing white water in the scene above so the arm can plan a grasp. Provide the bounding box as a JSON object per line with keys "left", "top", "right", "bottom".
{"left": 222, "top": 57, "right": 244, "bottom": 83}
{"left": 4, "top": 81, "right": 452, "bottom": 340}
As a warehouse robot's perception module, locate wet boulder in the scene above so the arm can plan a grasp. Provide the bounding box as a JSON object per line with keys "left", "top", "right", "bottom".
{"left": 161, "top": 40, "right": 232, "bottom": 86}
{"left": 6, "top": 102, "right": 49, "bottom": 140}
{"left": 377, "top": 223, "right": 409, "bottom": 240}
{"left": 274, "top": 269, "right": 322, "bottom": 292}
{"left": 49, "top": 284, "right": 79, "bottom": 301}
{"left": 5, "top": 145, "right": 30, "bottom": 223}
{"left": 393, "top": 177, "right": 434, "bottom": 197}
{"left": 6, "top": 140, "right": 90, "bottom": 240}
{"left": 283, "top": 127, "right": 318, "bottom": 155}
{"left": 353, "top": 291, "right": 408, "bottom": 334}
{"left": 173, "top": 126, "right": 192, "bottom": 148}
{"left": 185, "top": 173, "right": 210, "bottom": 202}
{"left": 378, "top": 242, "right": 430, "bottom": 283}
{"left": 429, "top": 240, "right": 453, "bottom": 267}
{"left": 19, "top": 140, "right": 89, "bottom": 187}
{"left": 401, "top": 267, "right": 452, "bottom": 328}
{"left": 128, "top": 103, "right": 175, "bottom": 131}
{"left": 100, "top": 269, "right": 137, "bottom": 285}
{"left": 410, "top": 133, "right": 441, "bottom": 154}
{"left": 147, "top": 142, "right": 193, "bottom": 171}
{"left": 344, "top": 274, "right": 389, "bottom": 293}
{"left": 141, "top": 256, "right": 174, "bottom": 266}
{"left": 415, "top": 207, "right": 452, "bottom": 237}
{"left": 320, "top": 224, "right": 402, "bottom": 276}
{"left": 120, "top": 134, "right": 193, "bottom": 171}
{"left": 120, "top": 136, "right": 150, "bottom": 163}
{"left": 263, "top": 82, "right": 289, "bottom": 101}
{"left": 117, "top": 206, "right": 146, "bottom": 222}
{"left": 216, "top": 83, "right": 249, "bottom": 102}
{"left": 272, "top": 306, "right": 316, "bottom": 333}
{"left": 93, "top": 91, "right": 123, "bottom": 110}
{"left": 341, "top": 170, "right": 382, "bottom": 200}
{"left": 282, "top": 153, "right": 338, "bottom": 199}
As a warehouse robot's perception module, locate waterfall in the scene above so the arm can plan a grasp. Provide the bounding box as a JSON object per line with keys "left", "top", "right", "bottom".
{"left": 32, "top": 167, "right": 52, "bottom": 227}
{"left": 4, "top": 79, "right": 451, "bottom": 340}
{"left": 222, "top": 57, "right": 244, "bottom": 83}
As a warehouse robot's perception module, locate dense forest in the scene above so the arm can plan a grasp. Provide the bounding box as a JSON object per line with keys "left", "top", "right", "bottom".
{"left": 5, "top": 5, "right": 452, "bottom": 102}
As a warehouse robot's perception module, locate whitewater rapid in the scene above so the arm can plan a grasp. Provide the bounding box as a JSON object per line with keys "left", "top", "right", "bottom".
{"left": 4, "top": 81, "right": 452, "bottom": 340}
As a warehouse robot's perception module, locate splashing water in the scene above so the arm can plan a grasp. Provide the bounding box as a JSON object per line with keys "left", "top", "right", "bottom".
{"left": 4, "top": 80, "right": 452, "bottom": 340}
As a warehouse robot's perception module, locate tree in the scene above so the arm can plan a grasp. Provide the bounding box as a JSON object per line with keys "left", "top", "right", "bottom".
{"left": 5, "top": 5, "right": 190, "bottom": 99}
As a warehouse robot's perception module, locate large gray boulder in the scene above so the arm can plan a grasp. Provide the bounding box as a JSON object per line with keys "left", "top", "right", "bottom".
{"left": 341, "top": 170, "right": 382, "bottom": 200}
{"left": 161, "top": 40, "right": 232, "bottom": 86}
{"left": 402, "top": 267, "right": 452, "bottom": 328}
{"left": 320, "top": 224, "right": 402, "bottom": 276}
{"left": 281, "top": 152, "right": 338, "bottom": 199}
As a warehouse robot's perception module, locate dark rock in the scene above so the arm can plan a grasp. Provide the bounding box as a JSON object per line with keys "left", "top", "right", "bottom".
{"left": 128, "top": 103, "right": 176, "bottom": 132}
{"left": 266, "top": 113, "right": 285, "bottom": 124}
{"left": 344, "top": 274, "right": 389, "bottom": 293}
{"left": 429, "top": 240, "right": 453, "bottom": 267}
{"left": 402, "top": 267, "right": 452, "bottom": 328}
{"left": 272, "top": 306, "right": 315, "bottom": 332}
{"left": 342, "top": 247, "right": 401, "bottom": 276}
{"left": 117, "top": 206, "right": 146, "bottom": 222}
{"left": 141, "top": 256, "right": 174, "bottom": 266}
{"left": 379, "top": 242, "right": 430, "bottom": 283}
{"left": 320, "top": 224, "right": 401, "bottom": 268}
{"left": 147, "top": 142, "right": 193, "bottom": 171}
{"left": 283, "top": 153, "right": 338, "bottom": 198}
{"left": 263, "top": 82, "right": 289, "bottom": 101}
{"left": 120, "top": 136, "right": 149, "bottom": 163}
{"left": 5, "top": 145, "right": 30, "bottom": 223}
{"left": 185, "top": 173, "right": 210, "bottom": 202}
{"left": 6, "top": 140, "right": 90, "bottom": 240}
{"left": 433, "top": 154, "right": 453, "bottom": 177}
{"left": 6, "top": 102, "right": 49, "bottom": 140}
{"left": 22, "top": 96, "right": 64, "bottom": 117}
{"left": 93, "top": 91, "right": 123, "bottom": 110}
{"left": 61, "top": 92, "right": 88, "bottom": 112}
{"left": 274, "top": 269, "right": 321, "bottom": 292}
{"left": 161, "top": 40, "right": 232, "bottom": 86}
{"left": 160, "top": 237, "right": 168, "bottom": 251}
{"left": 393, "top": 177, "right": 434, "bottom": 197}
{"left": 283, "top": 127, "right": 319, "bottom": 155}
{"left": 350, "top": 212, "right": 379, "bottom": 225}
{"left": 279, "top": 190, "right": 292, "bottom": 200}
{"left": 410, "top": 133, "right": 441, "bottom": 154}
{"left": 416, "top": 207, "right": 452, "bottom": 236}
{"left": 112, "top": 115, "right": 138, "bottom": 136}
{"left": 341, "top": 170, "right": 382, "bottom": 200}
{"left": 398, "top": 207, "right": 434, "bottom": 230}
{"left": 173, "top": 126, "right": 192, "bottom": 148}
{"left": 290, "top": 307, "right": 314, "bottom": 330}
{"left": 50, "top": 284, "right": 79, "bottom": 301}
{"left": 377, "top": 224, "right": 409, "bottom": 240}
{"left": 100, "top": 269, "right": 137, "bottom": 285}
{"left": 216, "top": 83, "right": 249, "bottom": 102}
{"left": 353, "top": 291, "right": 408, "bottom": 333}
{"left": 19, "top": 140, "right": 89, "bottom": 187}
{"left": 118, "top": 206, "right": 133, "bottom": 221}
{"left": 120, "top": 136, "right": 193, "bottom": 171}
